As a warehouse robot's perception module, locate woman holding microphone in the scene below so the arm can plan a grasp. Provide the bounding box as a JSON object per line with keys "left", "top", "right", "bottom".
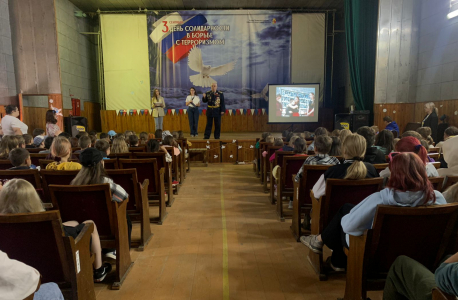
{"left": 186, "top": 87, "right": 200, "bottom": 137}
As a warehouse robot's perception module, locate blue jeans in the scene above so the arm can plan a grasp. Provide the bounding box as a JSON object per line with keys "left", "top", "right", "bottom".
{"left": 187, "top": 107, "right": 199, "bottom": 135}
{"left": 34, "top": 282, "right": 64, "bottom": 300}
{"left": 154, "top": 116, "right": 163, "bottom": 130}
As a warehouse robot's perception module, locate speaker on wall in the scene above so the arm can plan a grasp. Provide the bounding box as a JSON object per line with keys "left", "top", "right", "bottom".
{"left": 64, "top": 116, "right": 88, "bottom": 137}
{"left": 334, "top": 111, "right": 370, "bottom": 132}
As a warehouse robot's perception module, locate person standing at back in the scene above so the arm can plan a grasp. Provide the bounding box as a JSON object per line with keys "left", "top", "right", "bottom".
{"left": 151, "top": 89, "right": 166, "bottom": 130}
{"left": 1, "top": 105, "right": 28, "bottom": 136}
{"left": 383, "top": 116, "right": 400, "bottom": 137}
{"left": 422, "top": 102, "right": 439, "bottom": 143}
{"left": 203, "top": 83, "right": 225, "bottom": 139}
{"left": 186, "top": 87, "right": 200, "bottom": 137}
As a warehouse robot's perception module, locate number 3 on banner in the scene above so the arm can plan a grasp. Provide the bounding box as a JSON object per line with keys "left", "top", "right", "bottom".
{"left": 162, "top": 21, "right": 169, "bottom": 33}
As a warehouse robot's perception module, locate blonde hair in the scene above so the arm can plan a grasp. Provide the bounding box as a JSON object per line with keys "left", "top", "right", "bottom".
{"left": 50, "top": 136, "right": 72, "bottom": 158}
{"left": 266, "top": 136, "right": 274, "bottom": 144}
{"left": 0, "top": 179, "right": 44, "bottom": 214}
{"left": 339, "top": 129, "right": 352, "bottom": 144}
{"left": 289, "top": 136, "right": 299, "bottom": 147}
{"left": 273, "top": 138, "right": 284, "bottom": 147}
{"left": 152, "top": 89, "right": 161, "bottom": 103}
{"left": 342, "top": 134, "right": 367, "bottom": 180}
{"left": 425, "top": 102, "right": 438, "bottom": 115}
{"left": 111, "top": 137, "right": 129, "bottom": 154}
{"left": 443, "top": 183, "right": 458, "bottom": 203}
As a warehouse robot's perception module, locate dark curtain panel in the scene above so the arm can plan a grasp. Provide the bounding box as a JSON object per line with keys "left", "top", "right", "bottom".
{"left": 345, "top": 0, "right": 379, "bottom": 116}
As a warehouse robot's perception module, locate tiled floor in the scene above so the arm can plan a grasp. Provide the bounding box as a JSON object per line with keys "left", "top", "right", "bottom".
{"left": 95, "top": 164, "right": 383, "bottom": 300}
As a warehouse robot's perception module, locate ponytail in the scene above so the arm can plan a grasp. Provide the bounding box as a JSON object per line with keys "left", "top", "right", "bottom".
{"left": 342, "top": 134, "right": 368, "bottom": 180}
{"left": 344, "top": 158, "right": 367, "bottom": 180}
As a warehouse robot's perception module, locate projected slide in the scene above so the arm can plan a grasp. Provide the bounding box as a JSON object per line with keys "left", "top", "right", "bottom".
{"left": 268, "top": 84, "right": 319, "bottom": 123}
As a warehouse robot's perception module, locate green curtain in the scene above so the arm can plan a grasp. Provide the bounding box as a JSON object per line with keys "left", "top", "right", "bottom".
{"left": 345, "top": 0, "right": 379, "bottom": 114}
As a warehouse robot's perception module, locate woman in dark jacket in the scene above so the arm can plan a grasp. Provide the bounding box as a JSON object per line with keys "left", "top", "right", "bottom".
{"left": 422, "top": 102, "right": 438, "bottom": 143}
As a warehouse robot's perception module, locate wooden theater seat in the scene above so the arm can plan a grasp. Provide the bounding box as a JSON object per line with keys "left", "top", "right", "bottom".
{"left": 0, "top": 169, "right": 44, "bottom": 201}
{"left": 259, "top": 142, "right": 271, "bottom": 184}
{"left": 164, "top": 147, "right": 180, "bottom": 194}
{"left": 103, "top": 158, "right": 119, "bottom": 169}
{"left": 276, "top": 156, "right": 308, "bottom": 221}
{"left": 429, "top": 153, "right": 440, "bottom": 161}
{"left": 309, "top": 178, "right": 384, "bottom": 280}
{"left": 263, "top": 145, "right": 282, "bottom": 193}
{"left": 48, "top": 184, "right": 133, "bottom": 290}
{"left": 0, "top": 211, "right": 96, "bottom": 300}
{"left": 176, "top": 139, "right": 187, "bottom": 180}
{"left": 27, "top": 148, "right": 46, "bottom": 153}
{"left": 291, "top": 165, "right": 332, "bottom": 241}
{"left": 269, "top": 151, "right": 294, "bottom": 204}
{"left": 0, "top": 160, "right": 14, "bottom": 170}
{"left": 108, "top": 152, "right": 133, "bottom": 160}
{"left": 429, "top": 177, "right": 445, "bottom": 192}
{"left": 343, "top": 204, "right": 458, "bottom": 300}
{"left": 105, "top": 169, "right": 152, "bottom": 250}
{"left": 444, "top": 176, "right": 458, "bottom": 191}
{"left": 254, "top": 138, "right": 260, "bottom": 174}
{"left": 128, "top": 146, "right": 146, "bottom": 153}
{"left": 40, "top": 170, "right": 79, "bottom": 202}
{"left": 432, "top": 288, "right": 458, "bottom": 300}
{"left": 30, "top": 153, "right": 49, "bottom": 167}
{"left": 118, "top": 159, "right": 167, "bottom": 224}
{"left": 133, "top": 152, "right": 173, "bottom": 207}
{"left": 373, "top": 163, "right": 389, "bottom": 175}
{"left": 429, "top": 147, "right": 440, "bottom": 153}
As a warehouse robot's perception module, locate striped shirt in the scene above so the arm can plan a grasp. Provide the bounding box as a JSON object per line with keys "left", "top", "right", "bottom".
{"left": 294, "top": 154, "right": 341, "bottom": 182}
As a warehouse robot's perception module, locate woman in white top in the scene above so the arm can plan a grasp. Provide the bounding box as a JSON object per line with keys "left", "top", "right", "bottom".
{"left": 186, "top": 87, "right": 200, "bottom": 137}
{"left": 151, "top": 89, "right": 166, "bottom": 130}
{"left": 1, "top": 105, "right": 28, "bottom": 135}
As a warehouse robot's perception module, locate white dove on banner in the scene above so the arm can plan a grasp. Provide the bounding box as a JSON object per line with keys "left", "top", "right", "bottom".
{"left": 238, "top": 145, "right": 242, "bottom": 149}
{"left": 232, "top": 140, "right": 236, "bottom": 143}
{"left": 230, "top": 155, "right": 233, "bottom": 158}
{"left": 206, "top": 145, "right": 210, "bottom": 149}
{"left": 250, "top": 145, "right": 254, "bottom": 149}
{"left": 188, "top": 47, "right": 236, "bottom": 87}
{"left": 214, "top": 155, "right": 218, "bottom": 159}
{"left": 251, "top": 83, "right": 269, "bottom": 102}
{"left": 221, "top": 145, "right": 226, "bottom": 149}
{"left": 207, "top": 140, "right": 210, "bottom": 144}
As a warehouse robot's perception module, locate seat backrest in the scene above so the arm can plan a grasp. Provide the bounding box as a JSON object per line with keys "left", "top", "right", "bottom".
{"left": 0, "top": 169, "right": 41, "bottom": 188}
{"left": 103, "top": 158, "right": 118, "bottom": 169}
{"left": 300, "top": 165, "right": 332, "bottom": 205}
{"left": 49, "top": 184, "right": 115, "bottom": 238}
{"left": 282, "top": 156, "right": 308, "bottom": 189}
{"left": 27, "top": 148, "right": 46, "bottom": 153}
{"left": 39, "top": 159, "right": 54, "bottom": 169}
{"left": 105, "top": 169, "right": 140, "bottom": 211}
{"left": 367, "top": 204, "right": 458, "bottom": 275}
{"left": 118, "top": 159, "right": 159, "bottom": 194}
{"left": 274, "top": 151, "right": 294, "bottom": 168}
{"left": 444, "top": 176, "right": 458, "bottom": 191}
{"left": 404, "top": 122, "right": 421, "bottom": 132}
{"left": 0, "top": 160, "right": 14, "bottom": 170}
{"left": 373, "top": 163, "right": 389, "bottom": 174}
{"left": 429, "top": 153, "right": 440, "bottom": 160}
{"left": 129, "top": 147, "right": 146, "bottom": 153}
{"left": 108, "top": 153, "right": 132, "bottom": 159}
{"left": 429, "top": 147, "right": 440, "bottom": 153}
{"left": 133, "top": 152, "right": 166, "bottom": 170}
{"left": 29, "top": 154, "right": 48, "bottom": 167}
{"left": 429, "top": 177, "right": 445, "bottom": 192}
{"left": 267, "top": 146, "right": 282, "bottom": 159}
{"left": 0, "top": 211, "right": 69, "bottom": 283}
{"left": 322, "top": 178, "right": 384, "bottom": 228}
{"left": 391, "top": 130, "right": 398, "bottom": 138}
{"left": 40, "top": 170, "right": 79, "bottom": 200}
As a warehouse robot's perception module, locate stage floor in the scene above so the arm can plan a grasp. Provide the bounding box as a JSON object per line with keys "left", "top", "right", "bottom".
{"left": 184, "top": 132, "right": 283, "bottom": 140}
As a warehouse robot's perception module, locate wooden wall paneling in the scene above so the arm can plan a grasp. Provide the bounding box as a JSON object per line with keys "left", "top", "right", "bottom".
{"left": 189, "top": 140, "right": 220, "bottom": 163}
{"left": 198, "top": 112, "right": 206, "bottom": 134}
{"left": 188, "top": 140, "right": 207, "bottom": 162}
{"left": 220, "top": 140, "right": 238, "bottom": 163}
{"left": 246, "top": 113, "right": 255, "bottom": 132}
{"left": 81, "top": 102, "right": 102, "bottom": 132}
{"left": 237, "top": 139, "right": 256, "bottom": 163}
{"left": 180, "top": 113, "right": 189, "bottom": 133}
{"left": 415, "top": 100, "right": 458, "bottom": 129}
{"left": 100, "top": 110, "right": 117, "bottom": 133}
{"left": 373, "top": 103, "right": 416, "bottom": 134}
{"left": 22, "top": 107, "right": 47, "bottom": 135}
{"left": 221, "top": 115, "right": 232, "bottom": 132}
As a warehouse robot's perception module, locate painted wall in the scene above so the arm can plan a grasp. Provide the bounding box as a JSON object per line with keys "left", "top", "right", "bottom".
{"left": 55, "top": 0, "right": 99, "bottom": 109}
{"left": 0, "top": 0, "right": 16, "bottom": 106}
{"left": 417, "top": 0, "right": 458, "bottom": 103}
{"left": 374, "top": 0, "right": 421, "bottom": 104}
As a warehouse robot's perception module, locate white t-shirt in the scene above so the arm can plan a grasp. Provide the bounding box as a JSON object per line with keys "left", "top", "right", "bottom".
{"left": 0, "top": 250, "right": 40, "bottom": 300}
{"left": 1, "top": 115, "right": 28, "bottom": 135}
{"left": 186, "top": 95, "right": 200, "bottom": 108}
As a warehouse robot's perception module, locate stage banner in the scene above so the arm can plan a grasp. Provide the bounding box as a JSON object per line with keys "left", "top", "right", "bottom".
{"left": 147, "top": 10, "right": 291, "bottom": 109}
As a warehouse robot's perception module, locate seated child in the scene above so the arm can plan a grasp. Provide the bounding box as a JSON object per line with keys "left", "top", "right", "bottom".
{"left": 45, "top": 137, "right": 82, "bottom": 170}
{"left": 178, "top": 131, "right": 192, "bottom": 147}
{"left": 0, "top": 178, "right": 112, "bottom": 282}
{"left": 99, "top": 132, "right": 110, "bottom": 143}
{"left": 8, "top": 148, "right": 34, "bottom": 170}
{"left": 111, "top": 137, "right": 129, "bottom": 154}
{"left": 162, "top": 135, "right": 180, "bottom": 156}
{"left": 32, "top": 128, "right": 45, "bottom": 138}
{"left": 89, "top": 135, "right": 97, "bottom": 148}
{"left": 95, "top": 140, "right": 110, "bottom": 158}
{"left": 307, "top": 127, "right": 328, "bottom": 152}
{"left": 262, "top": 136, "right": 275, "bottom": 157}
{"left": 23, "top": 134, "right": 35, "bottom": 148}
{"left": 33, "top": 135, "right": 45, "bottom": 148}
{"left": 147, "top": 139, "right": 172, "bottom": 163}
{"left": 38, "top": 137, "right": 54, "bottom": 154}
{"left": 128, "top": 135, "right": 139, "bottom": 147}
{"left": 16, "top": 135, "right": 25, "bottom": 149}
{"left": 295, "top": 135, "right": 340, "bottom": 182}
{"left": 155, "top": 129, "right": 163, "bottom": 141}
{"left": 293, "top": 137, "right": 307, "bottom": 156}
{"left": 74, "top": 136, "right": 91, "bottom": 154}
{"left": 139, "top": 132, "right": 148, "bottom": 145}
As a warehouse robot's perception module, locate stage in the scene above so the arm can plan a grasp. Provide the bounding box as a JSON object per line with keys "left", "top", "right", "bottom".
{"left": 184, "top": 131, "right": 282, "bottom": 140}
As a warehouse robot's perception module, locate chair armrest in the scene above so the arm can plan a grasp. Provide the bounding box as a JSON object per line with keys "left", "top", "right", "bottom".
{"left": 343, "top": 233, "right": 369, "bottom": 300}
{"left": 42, "top": 203, "right": 53, "bottom": 209}
{"left": 310, "top": 191, "right": 322, "bottom": 234}
{"left": 74, "top": 222, "right": 94, "bottom": 245}
{"left": 432, "top": 288, "right": 458, "bottom": 300}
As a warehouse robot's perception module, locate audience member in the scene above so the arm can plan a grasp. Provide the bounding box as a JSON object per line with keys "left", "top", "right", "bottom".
{"left": 356, "top": 126, "right": 386, "bottom": 164}
{"left": 23, "top": 134, "right": 34, "bottom": 148}
{"left": 89, "top": 135, "right": 97, "bottom": 147}
{"left": 331, "top": 129, "right": 341, "bottom": 137}
{"left": 0, "top": 135, "right": 19, "bottom": 159}
{"left": 88, "top": 130, "right": 97, "bottom": 137}
{"left": 443, "top": 182, "right": 458, "bottom": 203}
{"left": 16, "top": 135, "right": 25, "bottom": 148}
{"left": 95, "top": 140, "right": 110, "bottom": 158}
{"left": 0, "top": 178, "right": 111, "bottom": 282}
{"left": 273, "top": 138, "right": 284, "bottom": 147}
{"left": 261, "top": 136, "right": 275, "bottom": 157}
{"left": 75, "top": 136, "right": 91, "bottom": 154}
{"left": 128, "top": 135, "right": 139, "bottom": 147}
{"left": 107, "top": 130, "right": 116, "bottom": 140}
{"left": 39, "top": 137, "right": 54, "bottom": 154}
{"left": 70, "top": 137, "right": 79, "bottom": 148}
{"left": 383, "top": 116, "right": 400, "bottom": 136}
{"left": 307, "top": 127, "right": 328, "bottom": 152}
{"left": 371, "top": 125, "right": 379, "bottom": 135}
{"left": 162, "top": 135, "right": 180, "bottom": 156}
{"left": 8, "top": 148, "right": 32, "bottom": 170}
{"left": 436, "top": 126, "right": 458, "bottom": 152}
{"left": 99, "top": 132, "right": 110, "bottom": 143}
{"left": 111, "top": 137, "right": 129, "bottom": 154}
{"left": 380, "top": 136, "right": 438, "bottom": 178}
{"left": 32, "top": 128, "right": 45, "bottom": 138}
{"left": 146, "top": 139, "right": 172, "bottom": 163}
{"left": 45, "top": 137, "right": 82, "bottom": 170}
{"left": 302, "top": 152, "right": 445, "bottom": 271}
{"left": 139, "top": 132, "right": 148, "bottom": 145}
{"left": 438, "top": 135, "right": 458, "bottom": 177}
{"left": 329, "top": 137, "right": 342, "bottom": 157}
{"left": 417, "top": 127, "right": 435, "bottom": 148}
{"left": 374, "top": 129, "right": 394, "bottom": 155}
{"left": 154, "top": 129, "right": 163, "bottom": 140}
{"left": 311, "top": 133, "right": 379, "bottom": 200}
{"left": 33, "top": 135, "right": 45, "bottom": 148}
{"left": 256, "top": 132, "right": 271, "bottom": 149}
{"left": 339, "top": 129, "right": 352, "bottom": 144}
{"left": 58, "top": 132, "right": 71, "bottom": 140}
